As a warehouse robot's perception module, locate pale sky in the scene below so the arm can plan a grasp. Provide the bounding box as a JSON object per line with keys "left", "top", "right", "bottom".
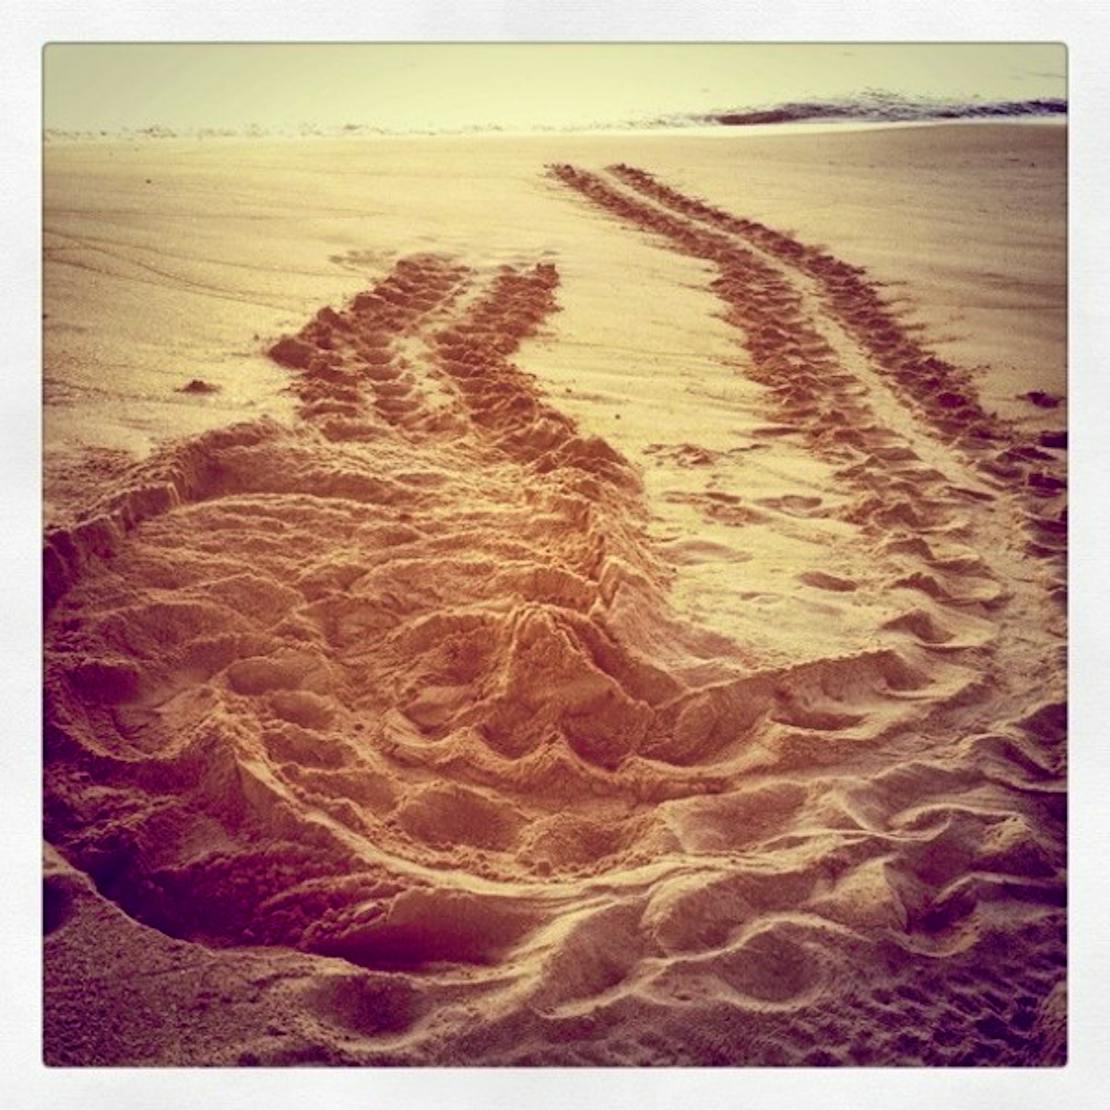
{"left": 44, "top": 43, "right": 1066, "bottom": 133}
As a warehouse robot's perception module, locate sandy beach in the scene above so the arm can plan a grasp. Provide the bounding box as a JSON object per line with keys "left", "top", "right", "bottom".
{"left": 43, "top": 120, "right": 1066, "bottom": 1066}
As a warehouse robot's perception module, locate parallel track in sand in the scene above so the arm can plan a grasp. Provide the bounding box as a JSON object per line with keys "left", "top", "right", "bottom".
{"left": 44, "top": 166, "right": 1066, "bottom": 1066}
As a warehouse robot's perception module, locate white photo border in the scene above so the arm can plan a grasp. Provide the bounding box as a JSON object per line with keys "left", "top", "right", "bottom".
{"left": 6, "top": 3, "right": 1108, "bottom": 1107}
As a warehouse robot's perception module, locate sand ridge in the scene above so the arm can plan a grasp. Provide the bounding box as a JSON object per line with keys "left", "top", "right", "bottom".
{"left": 44, "top": 149, "right": 1065, "bottom": 1066}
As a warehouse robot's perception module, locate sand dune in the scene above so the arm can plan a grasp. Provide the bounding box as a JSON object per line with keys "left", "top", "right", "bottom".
{"left": 43, "top": 125, "right": 1066, "bottom": 1066}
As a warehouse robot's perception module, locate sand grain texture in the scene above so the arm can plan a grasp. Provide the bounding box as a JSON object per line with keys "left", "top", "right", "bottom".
{"left": 44, "top": 124, "right": 1066, "bottom": 1066}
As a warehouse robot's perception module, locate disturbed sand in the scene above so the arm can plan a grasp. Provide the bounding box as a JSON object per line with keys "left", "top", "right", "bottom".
{"left": 43, "top": 123, "right": 1066, "bottom": 1066}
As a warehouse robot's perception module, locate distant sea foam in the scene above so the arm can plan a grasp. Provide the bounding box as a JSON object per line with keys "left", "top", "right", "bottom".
{"left": 697, "top": 91, "right": 1066, "bottom": 128}
{"left": 44, "top": 92, "right": 1066, "bottom": 142}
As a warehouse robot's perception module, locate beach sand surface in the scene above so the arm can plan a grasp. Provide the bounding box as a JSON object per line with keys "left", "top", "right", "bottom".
{"left": 43, "top": 122, "right": 1066, "bottom": 1066}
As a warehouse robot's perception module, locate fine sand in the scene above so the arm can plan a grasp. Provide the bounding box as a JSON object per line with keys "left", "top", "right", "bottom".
{"left": 43, "top": 122, "right": 1066, "bottom": 1066}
